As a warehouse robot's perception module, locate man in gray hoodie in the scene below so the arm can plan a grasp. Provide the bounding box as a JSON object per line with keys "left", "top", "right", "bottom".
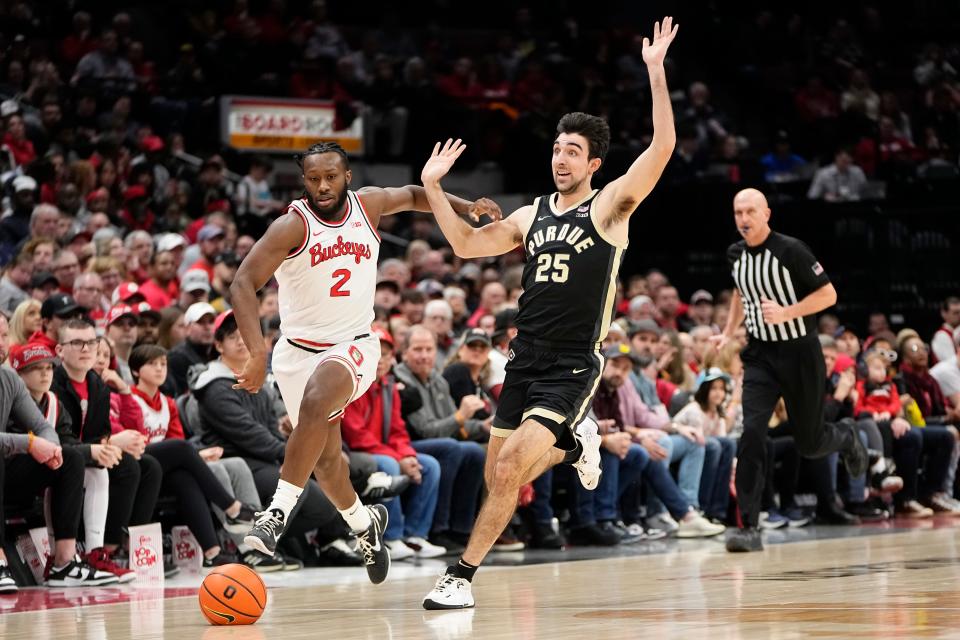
{"left": 1, "top": 342, "right": 117, "bottom": 589}
{"left": 190, "top": 310, "right": 358, "bottom": 562}
{"left": 393, "top": 325, "right": 485, "bottom": 553}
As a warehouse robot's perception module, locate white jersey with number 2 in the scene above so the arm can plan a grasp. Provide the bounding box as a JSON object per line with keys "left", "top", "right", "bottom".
{"left": 275, "top": 190, "right": 381, "bottom": 349}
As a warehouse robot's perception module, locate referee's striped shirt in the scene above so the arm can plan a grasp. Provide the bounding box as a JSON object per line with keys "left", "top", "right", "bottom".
{"left": 727, "top": 232, "right": 831, "bottom": 342}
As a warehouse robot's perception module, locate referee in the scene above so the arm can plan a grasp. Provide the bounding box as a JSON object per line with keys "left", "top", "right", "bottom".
{"left": 714, "top": 188, "right": 868, "bottom": 552}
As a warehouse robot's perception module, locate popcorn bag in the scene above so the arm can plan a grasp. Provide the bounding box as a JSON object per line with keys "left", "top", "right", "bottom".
{"left": 128, "top": 523, "right": 164, "bottom": 585}
{"left": 15, "top": 533, "right": 47, "bottom": 584}
{"left": 171, "top": 525, "right": 202, "bottom": 575}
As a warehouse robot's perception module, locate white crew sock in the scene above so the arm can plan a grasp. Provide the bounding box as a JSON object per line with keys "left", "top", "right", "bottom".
{"left": 267, "top": 480, "right": 303, "bottom": 520}
{"left": 338, "top": 495, "right": 372, "bottom": 533}
{"left": 83, "top": 468, "right": 109, "bottom": 550}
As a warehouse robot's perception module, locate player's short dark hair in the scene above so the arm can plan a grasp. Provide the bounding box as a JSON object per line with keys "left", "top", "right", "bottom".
{"left": 295, "top": 142, "right": 349, "bottom": 171}
{"left": 557, "top": 112, "right": 610, "bottom": 162}
{"left": 942, "top": 296, "right": 960, "bottom": 311}
{"left": 129, "top": 344, "right": 167, "bottom": 382}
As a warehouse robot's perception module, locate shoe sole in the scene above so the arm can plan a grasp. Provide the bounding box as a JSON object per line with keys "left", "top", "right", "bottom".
{"left": 759, "top": 521, "right": 788, "bottom": 530}
{"left": 422, "top": 599, "right": 476, "bottom": 611}
{"left": 244, "top": 535, "right": 275, "bottom": 556}
{"left": 676, "top": 528, "right": 725, "bottom": 538}
{"left": 115, "top": 572, "right": 137, "bottom": 583}
{"left": 246, "top": 563, "right": 285, "bottom": 573}
{"left": 48, "top": 576, "right": 120, "bottom": 587}
{"left": 573, "top": 424, "right": 603, "bottom": 490}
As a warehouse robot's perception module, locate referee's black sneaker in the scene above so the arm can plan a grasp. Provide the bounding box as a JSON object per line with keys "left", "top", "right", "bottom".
{"left": 725, "top": 527, "right": 763, "bottom": 553}
{"left": 838, "top": 418, "right": 869, "bottom": 478}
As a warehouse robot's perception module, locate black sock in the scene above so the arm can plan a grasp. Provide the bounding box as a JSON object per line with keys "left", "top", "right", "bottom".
{"left": 446, "top": 558, "right": 478, "bottom": 582}
{"left": 562, "top": 441, "right": 583, "bottom": 465}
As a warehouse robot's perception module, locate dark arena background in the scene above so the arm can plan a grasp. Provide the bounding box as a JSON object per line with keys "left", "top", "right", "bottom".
{"left": 1, "top": 1, "right": 960, "bottom": 638}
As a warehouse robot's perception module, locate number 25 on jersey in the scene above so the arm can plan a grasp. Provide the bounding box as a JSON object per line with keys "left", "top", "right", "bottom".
{"left": 534, "top": 253, "right": 569, "bottom": 283}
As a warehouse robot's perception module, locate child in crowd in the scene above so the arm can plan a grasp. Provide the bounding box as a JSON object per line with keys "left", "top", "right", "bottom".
{"left": 855, "top": 350, "right": 907, "bottom": 493}
{"left": 126, "top": 343, "right": 257, "bottom": 566}
{"left": 672, "top": 369, "right": 737, "bottom": 522}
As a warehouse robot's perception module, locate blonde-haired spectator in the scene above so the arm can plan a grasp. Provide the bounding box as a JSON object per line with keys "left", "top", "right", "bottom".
{"left": 8, "top": 298, "right": 42, "bottom": 345}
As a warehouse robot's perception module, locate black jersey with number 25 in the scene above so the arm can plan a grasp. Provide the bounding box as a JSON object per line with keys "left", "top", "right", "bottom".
{"left": 514, "top": 189, "right": 626, "bottom": 349}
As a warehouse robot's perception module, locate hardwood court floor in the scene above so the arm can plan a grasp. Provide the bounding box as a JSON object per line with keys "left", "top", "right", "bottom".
{"left": 3, "top": 520, "right": 960, "bottom": 640}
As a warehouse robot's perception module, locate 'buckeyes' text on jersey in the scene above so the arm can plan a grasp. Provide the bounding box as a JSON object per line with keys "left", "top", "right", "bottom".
{"left": 515, "top": 189, "right": 626, "bottom": 349}
{"left": 276, "top": 191, "right": 380, "bottom": 348}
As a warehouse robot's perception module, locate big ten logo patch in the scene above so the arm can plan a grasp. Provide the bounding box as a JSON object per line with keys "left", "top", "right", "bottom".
{"left": 349, "top": 345, "right": 364, "bottom": 366}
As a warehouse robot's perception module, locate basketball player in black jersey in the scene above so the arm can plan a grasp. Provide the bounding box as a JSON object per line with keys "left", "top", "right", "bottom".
{"left": 418, "top": 17, "right": 679, "bottom": 610}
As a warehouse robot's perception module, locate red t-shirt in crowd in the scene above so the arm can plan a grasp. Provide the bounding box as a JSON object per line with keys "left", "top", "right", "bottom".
{"left": 70, "top": 377, "right": 90, "bottom": 432}
{"left": 139, "top": 278, "right": 179, "bottom": 310}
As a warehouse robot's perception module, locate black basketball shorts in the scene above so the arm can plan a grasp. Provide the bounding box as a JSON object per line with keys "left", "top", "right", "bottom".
{"left": 491, "top": 339, "right": 605, "bottom": 450}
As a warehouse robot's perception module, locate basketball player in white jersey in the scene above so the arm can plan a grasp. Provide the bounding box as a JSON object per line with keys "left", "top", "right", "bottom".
{"left": 232, "top": 142, "right": 500, "bottom": 584}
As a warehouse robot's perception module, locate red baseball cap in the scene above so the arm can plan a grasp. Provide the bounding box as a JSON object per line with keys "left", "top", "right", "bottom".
{"left": 9, "top": 343, "right": 58, "bottom": 372}
{"left": 373, "top": 326, "right": 394, "bottom": 348}
{"left": 123, "top": 184, "right": 148, "bottom": 201}
{"left": 141, "top": 135, "right": 165, "bottom": 152}
{"left": 85, "top": 187, "right": 109, "bottom": 204}
{"left": 213, "top": 309, "right": 234, "bottom": 333}
{"left": 105, "top": 304, "right": 137, "bottom": 328}
{"left": 112, "top": 282, "right": 145, "bottom": 305}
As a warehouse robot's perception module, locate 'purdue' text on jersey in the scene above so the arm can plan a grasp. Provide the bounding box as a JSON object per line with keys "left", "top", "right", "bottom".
{"left": 515, "top": 189, "right": 626, "bottom": 349}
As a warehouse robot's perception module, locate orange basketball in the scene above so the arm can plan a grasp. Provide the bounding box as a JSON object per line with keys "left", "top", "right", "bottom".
{"left": 198, "top": 564, "right": 267, "bottom": 625}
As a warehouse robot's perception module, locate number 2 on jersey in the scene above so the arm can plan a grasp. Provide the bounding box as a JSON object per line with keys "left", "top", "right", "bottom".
{"left": 331, "top": 269, "right": 351, "bottom": 297}
{"left": 535, "top": 253, "right": 569, "bottom": 283}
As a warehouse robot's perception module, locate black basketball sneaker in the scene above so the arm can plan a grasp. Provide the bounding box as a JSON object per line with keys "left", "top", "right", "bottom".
{"left": 244, "top": 508, "right": 287, "bottom": 556}
{"left": 353, "top": 504, "right": 391, "bottom": 584}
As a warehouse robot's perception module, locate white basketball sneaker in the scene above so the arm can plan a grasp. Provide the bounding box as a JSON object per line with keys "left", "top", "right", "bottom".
{"left": 423, "top": 573, "right": 475, "bottom": 610}
{"left": 572, "top": 417, "right": 603, "bottom": 490}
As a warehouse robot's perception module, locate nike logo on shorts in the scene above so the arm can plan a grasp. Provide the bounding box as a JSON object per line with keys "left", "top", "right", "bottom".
{"left": 572, "top": 368, "right": 589, "bottom": 374}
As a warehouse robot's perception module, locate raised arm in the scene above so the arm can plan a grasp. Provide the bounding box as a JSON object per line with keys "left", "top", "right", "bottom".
{"left": 230, "top": 212, "right": 304, "bottom": 393}
{"left": 356, "top": 185, "right": 502, "bottom": 227}
{"left": 596, "top": 17, "right": 678, "bottom": 226}
{"left": 420, "top": 139, "right": 530, "bottom": 258}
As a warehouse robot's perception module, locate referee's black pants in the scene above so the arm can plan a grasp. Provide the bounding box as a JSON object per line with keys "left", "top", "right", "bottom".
{"left": 737, "top": 336, "right": 853, "bottom": 528}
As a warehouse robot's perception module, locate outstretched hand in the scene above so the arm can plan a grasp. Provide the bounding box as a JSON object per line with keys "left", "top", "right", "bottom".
{"left": 421, "top": 138, "right": 467, "bottom": 185}
{"left": 642, "top": 16, "right": 679, "bottom": 67}
{"left": 466, "top": 197, "right": 503, "bottom": 222}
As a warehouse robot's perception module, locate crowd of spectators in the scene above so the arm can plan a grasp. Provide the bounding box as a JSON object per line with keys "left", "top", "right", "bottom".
{"left": 1, "top": 2, "right": 960, "bottom": 591}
